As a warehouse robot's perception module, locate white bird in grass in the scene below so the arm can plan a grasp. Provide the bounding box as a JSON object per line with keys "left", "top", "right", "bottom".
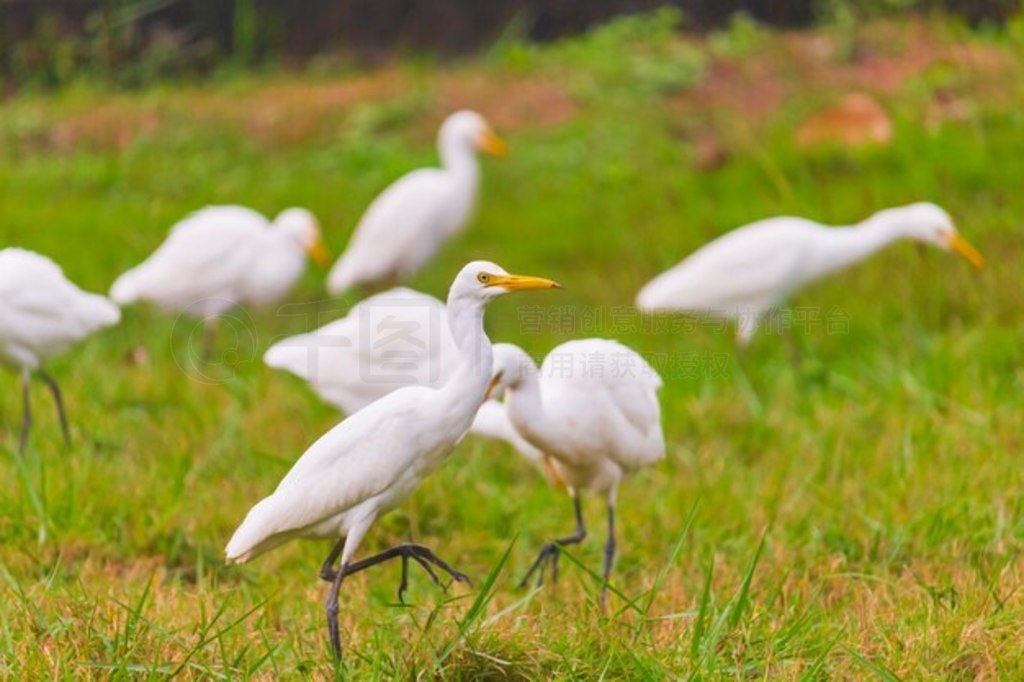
{"left": 485, "top": 339, "right": 665, "bottom": 605}
{"left": 110, "top": 206, "right": 329, "bottom": 357}
{"left": 327, "top": 111, "right": 507, "bottom": 296}
{"left": 226, "top": 261, "right": 560, "bottom": 658}
{"left": 0, "top": 248, "right": 120, "bottom": 452}
{"left": 636, "top": 203, "right": 984, "bottom": 346}
{"left": 263, "top": 287, "right": 546, "bottom": 468}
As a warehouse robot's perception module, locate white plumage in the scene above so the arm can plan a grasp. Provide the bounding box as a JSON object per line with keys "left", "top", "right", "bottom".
{"left": 0, "top": 248, "right": 120, "bottom": 450}
{"left": 263, "top": 286, "right": 545, "bottom": 468}
{"left": 111, "top": 205, "right": 328, "bottom": 352}
{"left": 227, "top": 261, "right": 560, "bottom": 658}
{"left": 487, "top": 338, "right": 665, "bottom": 602}
{"left": 636, "top": 202, "right": 984, "bottom": 345}
{"left": 327, "top": 111, "right": 506, "bottom": 295}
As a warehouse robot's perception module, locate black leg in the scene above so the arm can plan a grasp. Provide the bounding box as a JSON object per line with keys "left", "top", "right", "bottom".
{"left": 319, "top": 542, "right": 470, "bottom": 617}
{"left": 319, "top": 537, "right": 345, "bottom": 582}
{"left": 38, "top": 371, "right": 71, "bottom": 448}
{"left": 520, "top": 494, "right": 587, "bottom": 589}
{"left": 18, "top": 372, "right": 32, "bottom": 454}
{"left": 325, "top": 558, "right": 348, "bottom": 660}
{"left": 601, "top": 505, "right": 617, "bottom": 609}
{"left": 202, "top": 318, "right": 217, "bottom": 361}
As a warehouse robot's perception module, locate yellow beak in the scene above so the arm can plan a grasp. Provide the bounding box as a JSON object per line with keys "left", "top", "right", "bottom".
{"left": 477, "top": 129, "right": 508, "bottom": 157}
{"left": 484, "top": 374, "right": 502, "bottom": 401}
{"left": 308, "top": 238, "right": 332, "bottom": 268}
{"left": 946, "top": 233, "right": 984, "bottom": 269}
{"left": 487, "top": 273, "right": 562, "bottom": 291}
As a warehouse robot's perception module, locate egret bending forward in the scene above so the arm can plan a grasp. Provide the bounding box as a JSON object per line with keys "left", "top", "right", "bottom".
{"left": 110, "top": 206, "right": 329, "bottom": 356}
{"left": 0, "top": 248, "right": 120, "bottom": 452}
{"left": 226, "top": 262, "right": 560, "bottom": 658}
{"left": 327, "top": 111, "right": 506, "bottom": 296}
{"left": 636, "top": 203, "right": 984, "bottom": 346}
{"left": 486, "top": 339, "right": 665, "bottom": 604}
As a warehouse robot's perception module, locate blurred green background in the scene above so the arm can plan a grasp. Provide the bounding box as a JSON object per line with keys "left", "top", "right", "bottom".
{"left": 2, "top": 4, "right": 1024, "bottom": 679}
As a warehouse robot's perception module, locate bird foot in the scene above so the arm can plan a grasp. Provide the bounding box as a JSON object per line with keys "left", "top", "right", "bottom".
{"left": 519, "top": 542, "right": 562, "bottom": 589}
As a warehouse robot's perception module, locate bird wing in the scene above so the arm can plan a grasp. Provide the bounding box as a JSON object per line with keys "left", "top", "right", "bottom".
{"left": 110, "top": 206, "right": 268, "bottom": 307}
{"left": 225, "top": 385, "right": 443, "bottom": 561}
{"left": 636, "top": 218, "right": 816, "bottom": 314}
{"left": 0, "top": 249, "right": 119, "bottom": 365}
{"left": 264, "top": 287, "right": 458, "bottom": 413}
{"left": 327, "top": 170, "right": 459, "bottom": 292}
{"left": 539, "top": 339, "right": 665, "bottom": 471}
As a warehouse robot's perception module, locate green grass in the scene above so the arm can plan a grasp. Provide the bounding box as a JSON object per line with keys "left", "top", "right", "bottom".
{"left": 2, "top": 15, "right": 1024, "bottom": 679}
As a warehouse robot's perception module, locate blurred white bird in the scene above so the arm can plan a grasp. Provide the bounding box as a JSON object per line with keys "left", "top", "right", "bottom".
{"left": 263, "top": 287, "right": 546, "bottom": 469}
{"left": 110, "top": 206, "right": 329, "bottom": 356}
{"left": 226, "top": 261, "right": 560, "bottom": 658}
{"left": 327, "top": 111, "right": 506, "bottom": 296}
{"left": 486, "top": 339, "right": 665, "bottom": 604}
{"left": 636, "top": 203, "right": 984, "bottom": 346}
{"left": 0, "top": 248, "right": 120, "bottom": 452}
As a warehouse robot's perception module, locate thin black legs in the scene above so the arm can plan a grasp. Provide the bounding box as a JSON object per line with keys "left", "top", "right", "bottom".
{"left": 18, "top": 372, "right": 31, "bottom": 453}
{"left": 14, "top": 370, "right": 73, "bottom": 453}
{"left": 601, "top": 505, "right": 616, "bottom": 608}
{"left": 319, "top": 541, "right": 470, "bottom": 659}
{"left": 519, "top": 495, "right": 587, "bottom": 589}
{"left": 202, "top": 318, "right": 217, "bottom": 361}
{"left": 38, "top": 371, "right": 71, "bottom": 447}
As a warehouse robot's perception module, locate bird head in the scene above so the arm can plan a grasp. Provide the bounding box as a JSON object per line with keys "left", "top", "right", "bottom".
{"left": 276, "top": 208, "right": 331, "bottom": 267}
{"left": 448, "top": 261, "right": 561, "bottom": 307}
{"left": 439, "top": 110, "right": 507, "bottom": 157}
{"left": 485, "top": 342, "right": 537, "bottom": 400}
{"left": 879, "top": 203, "right": 983, "bottom": 269}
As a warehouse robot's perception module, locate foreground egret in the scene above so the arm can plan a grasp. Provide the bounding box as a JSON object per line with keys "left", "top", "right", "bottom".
{"left": 636, "top": 203, "right": 984, "bottom": 345}
{"left": 0, "top": 248, "right": 120, "bottom": 452}
{"left": 263, "top": 287, "right": 547, "bottom": 468}
{"left": 326, "top": 111, "right": 506, "bottom": 296}
{"left": 110, "top": 206, "right": 329, "bottom": 355}
{"left": 486, "top": 339, "right": 665, "bottom": 604}
{"left": 226, "top": 261, "right": 560, "bottom": 658}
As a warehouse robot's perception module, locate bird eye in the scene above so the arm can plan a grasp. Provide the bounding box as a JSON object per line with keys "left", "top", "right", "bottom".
{"left": 477, "top": 273, "right": 490, "bottom": 284}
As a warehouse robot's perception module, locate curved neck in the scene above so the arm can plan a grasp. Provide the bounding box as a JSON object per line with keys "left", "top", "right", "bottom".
{"left": 805, "top": 217, "right": 908, "bottom": 280}
{"left": 504, "top": 362, "right": 554, "bottom": 447}
{"left": 439, "top": 140, "right": 480, "bottom": 184}
{"left": 443, "top": 295, "right": 491, "bottom": 410}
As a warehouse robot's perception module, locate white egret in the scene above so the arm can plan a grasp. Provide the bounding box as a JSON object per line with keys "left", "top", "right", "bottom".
{"left": 225, "top": 261, "right": 560, "bottom": 658}
{"left": 263, "top": 286, "right": 547, "bottom": 468}
{"left": 110, "top": 206, "right": 329, "bottom": 356}
{"left": 636, "top": 203, "right": 984, "bottom": 346}
{"left": 0, "top": 248, "right": 120, "bottom": 452}
{"left": 485, "top": 339, "right": 665, "bottom": 604}
{"left": 326, "top": 111, "right": 506, "bottom": 296}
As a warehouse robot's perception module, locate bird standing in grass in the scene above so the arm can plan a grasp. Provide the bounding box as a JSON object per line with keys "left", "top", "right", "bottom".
{"left": 0, "top": 248, "right": 121, "bottom": 452}
{"left": 485, "top": 339, "right": 665, "bottom": 605}
{"left": 636, "top": 203, "right": 984, "bottom": 346}
{"left": 226, "top": 261, "right": 560, "bottom": 659}
{"left": 264, "top": 286, "right": 547, "bottom": 469}
{"left": 327, "top": 111, "right": 507, "bottom": 296}
{"left": 110, "top": 206, "right": 329, "bottom": 357}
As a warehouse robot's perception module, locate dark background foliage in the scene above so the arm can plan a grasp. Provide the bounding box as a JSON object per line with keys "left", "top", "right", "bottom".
{"left": 1, "top": 0, "right": 1021, "bottom": 88}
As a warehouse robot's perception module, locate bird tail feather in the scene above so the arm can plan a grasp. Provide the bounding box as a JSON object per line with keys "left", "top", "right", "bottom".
{"left": 224, "top": 495, "right": 290, "bottom": 564}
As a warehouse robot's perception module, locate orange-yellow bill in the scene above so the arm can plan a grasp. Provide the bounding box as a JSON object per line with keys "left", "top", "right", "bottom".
{"left": 477, "top": 129, "right": 508, "bottom": 156}
{"left": 308, "top": 239, "right": 332, "bottom": 268}
{"left": 486, "top": 273, "right": 562, "bottom": 291}
{"left": 484, "top": 372, "right": 503, "bottom": 401}
{"left": 947, "top": 233, "right": 984, "bottom": 269}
